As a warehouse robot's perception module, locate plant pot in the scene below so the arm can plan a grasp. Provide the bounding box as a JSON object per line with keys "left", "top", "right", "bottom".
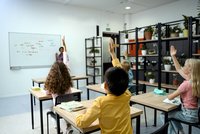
{"left": 149, "top": 79, "right": 155, "bottom": 84}
{"left": 183, "top": 29, "right": 188, "bottom": 37}
{"left": 144, "top": 31, "right": 152, "bottom": 40}
{"left": 141, "top": 50, "right": 147, "bottom": 55}
{"left": 90, "top": 53, "right": 94, "bottom": 56}
{"left": 170, "top": 33, "right": 178, "bottom": 37}
{"left": 164, "top": 64, "right": 171, "bottom": 71}
{"left": 179, "top": 33, "right": 184, "bottom": 37}
{"left": 124, "top": 38, "right": 129, "bottom": 43}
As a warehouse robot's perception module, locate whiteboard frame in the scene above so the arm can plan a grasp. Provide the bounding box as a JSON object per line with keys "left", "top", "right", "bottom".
{"left": 9, "top": 32, "right": 61, "bottom": 70}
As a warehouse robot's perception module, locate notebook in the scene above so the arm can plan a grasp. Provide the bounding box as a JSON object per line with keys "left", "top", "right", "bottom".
{"left": 58, "top": 101, "right": 86, "bottom": 112}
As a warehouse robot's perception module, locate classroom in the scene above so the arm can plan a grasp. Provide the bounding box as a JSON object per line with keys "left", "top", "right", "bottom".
{"left": 0, "top": 0, "right": 200, "bottom": 134}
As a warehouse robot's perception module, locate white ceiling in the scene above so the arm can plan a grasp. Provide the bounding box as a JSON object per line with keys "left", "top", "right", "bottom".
{"left": 42, "top": 0, "right": 180, "bottom": 14}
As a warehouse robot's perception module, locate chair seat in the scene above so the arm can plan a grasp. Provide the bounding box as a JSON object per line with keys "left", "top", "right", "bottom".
{"left": 170, "top": 118, "right": 200, "bottom": 128}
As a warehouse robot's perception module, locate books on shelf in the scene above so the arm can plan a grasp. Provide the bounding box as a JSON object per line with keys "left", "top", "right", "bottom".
{"left": 58, "top": 101, "right": 86, "bottom": 112}
{"left": 163, "top": 98, "right": 181, "bottom": 106}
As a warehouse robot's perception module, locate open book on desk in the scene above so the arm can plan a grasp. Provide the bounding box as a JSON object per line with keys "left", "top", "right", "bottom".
{"left": 163, "top": 98, "right": 181, "bottom": 106}
{"left": 58, "top": 101, "right": 86, "bottom": 112}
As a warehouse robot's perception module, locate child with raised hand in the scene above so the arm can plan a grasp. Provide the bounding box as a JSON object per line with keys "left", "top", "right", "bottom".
{"left": 166, "top": 46, "right": 200, "bottom": 134}
{"left": 109, "top": 38, "right": 135, "bottom": 94}
{"left": 45, "top": 61, "right": 73, "bottom": 134}
{"left": 76, "top": 67, "right": 132, "bottom": 133}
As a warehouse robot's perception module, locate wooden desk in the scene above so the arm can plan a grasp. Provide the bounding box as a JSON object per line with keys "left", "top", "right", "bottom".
{"left": 32, "top": 75, "right": 89, "bottom": 88}
{"left": 130, "top": 92, "right": 178, "bottom": 126}
{"left": 86, "top": 84, "right": 106, "bottom": 100}
{"left": 29, "top": 88, "right": 82, "bottom": 134}
{"left": 54, "top": 100, "right": 143, "bottom": 134}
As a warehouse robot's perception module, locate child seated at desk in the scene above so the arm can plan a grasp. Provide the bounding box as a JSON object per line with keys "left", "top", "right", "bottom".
{"left": 75, "top": 67, "right": 132, "bottom": 133}
{"left": 163, "top": 46, "right": 200, "bottom": 134}
{"left": 45, "top": 61, "right": 73, "bottom": 134}
{"left": 109, "top": 38, "right": 135, "bottom": 94}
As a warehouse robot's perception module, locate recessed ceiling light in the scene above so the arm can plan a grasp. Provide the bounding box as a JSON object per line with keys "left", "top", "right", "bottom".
{"left": 125, "top": 6, "right": 131, "bottom": 10}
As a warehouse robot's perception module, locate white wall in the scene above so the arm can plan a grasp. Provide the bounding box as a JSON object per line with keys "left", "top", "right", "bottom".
{"left": 130, "top": 0, "right": 198, "bottom": 28}
{"left": 0, "top": 0, "right": 123, "bottom": 98}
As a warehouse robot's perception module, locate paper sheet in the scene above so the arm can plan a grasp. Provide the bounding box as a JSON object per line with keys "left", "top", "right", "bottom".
{"left": 163, "top": 98, "right": 181, "bottom": 106}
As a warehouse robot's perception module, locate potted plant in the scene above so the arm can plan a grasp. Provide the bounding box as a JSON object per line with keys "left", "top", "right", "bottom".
{"left": 89, "top": 47, "right": 100, "bottom": 56}
{"left": 144, "top": 26, "right": 154, "bottom": 40}
{"left": 141, "top": 44, "right": 147, "bottom": 55}
{"left": 163, "top": 58, "right": 172, "bottom": 71}
{"left": 169, "top": 25, "right": 182, "bottom": 37}
{"left": 90, "top": 58, "right": 97, "bottom": 66}
{"left": 152, "top": 27, "right": 158, "bottom": 40}
{"left": 182, "top": 15, "right": 189, "bottom": 37}
{"left": 145, "top": 71, "right": 155, "bottom": 84}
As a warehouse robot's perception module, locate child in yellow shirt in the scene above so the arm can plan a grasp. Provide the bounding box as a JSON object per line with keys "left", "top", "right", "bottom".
{"left": 75, "top": 39, "right": 132, "bottom": 133}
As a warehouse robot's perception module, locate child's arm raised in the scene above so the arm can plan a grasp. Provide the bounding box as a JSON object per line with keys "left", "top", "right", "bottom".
{"left": 62, "top": 36, "right": 67, "bottom": 52}
{"left": 108, "top": 38, "right": 122, "bottom": 68}
{"left": 170, "top": 45, "right": 190, "bottom": 80}
{"left": 62, "top": 36, "right": 70, "bottom": 67}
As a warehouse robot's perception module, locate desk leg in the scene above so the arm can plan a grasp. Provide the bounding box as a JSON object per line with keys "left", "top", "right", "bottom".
{"left": 136, "top": 116, "right": 141, "bottom": 134}
{"left": 32, "top": 81, "right": 36, "bottom": 105}
{"left": 76, "top": 80, "right": 79, "bottom": 89}
{"left": 153, "top": 109, "right": 157, "bottom": 126}
{"left": 164, "top": 112, "right": 168, "bottom": 123}
{"left": 39, "top": 100, "right": 44, "bottom": 134}
{"left": 56, "top": 113, "right": 60, "bottom": 134}
{"left": 86, "top": 78, "right": 88, "bottom": 85}
{"left": 78, "top": 93, "right": 81, "bottom": 101}
{"left": 87, "top": 88, "right": 89, "bottom": 100}
{"left": 30, "top": 94, "right": 34, "bottom": 129}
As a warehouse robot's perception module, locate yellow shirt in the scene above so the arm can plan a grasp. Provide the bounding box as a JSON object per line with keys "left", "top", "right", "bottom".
{"left": 76, "top": 58, "right": 132, "bottom": 134}
{"left": 76, "top": 91, "right": 132, "bottom": 134}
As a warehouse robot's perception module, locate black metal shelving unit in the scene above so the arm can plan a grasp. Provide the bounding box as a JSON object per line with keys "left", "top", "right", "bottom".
{"left": 119, "top": 16, "right": 200, "bottom": 94}
{"left": 85, "top": 36, "right": 102, "bottom": 84}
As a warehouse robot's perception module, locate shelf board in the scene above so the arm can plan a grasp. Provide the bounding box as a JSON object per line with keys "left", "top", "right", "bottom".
{"left": 133, "top": 80, "right": 178, "bottom": 90}
{"left": 138, "top": 54, "right": 158, "bottom": 57}
{"left": 161, "top": 70, "right": 178, "bottom": 73}
{"left": 138, "top": 39, "right": 158, "bottom": 43}
{"left": 162, "top": 36, "right": 188, "bottom": 41}
{"left": 86, "top": 56, "right": 101, "bottom": 58}
{"left": 87, "top": 65, "right": 101, "bottom": 67}
{"left": 192, "top": 53, "right": 200, "bottom": 56}
{"left": 193, "top": 34, "right": 200, "bottom": 39}
{"left": 120, "top": 42, "right": 136, "bottom": 45}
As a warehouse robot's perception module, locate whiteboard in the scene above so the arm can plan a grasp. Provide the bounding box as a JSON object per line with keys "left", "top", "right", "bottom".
{"left": 9, "top": 32, "right": 61, "bottom": 69}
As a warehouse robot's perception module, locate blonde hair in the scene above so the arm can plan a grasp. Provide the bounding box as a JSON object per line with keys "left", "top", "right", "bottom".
{"left": 186, "top": 59, "right": 200, "bottom": 97}
{"left": 44, "top": 61, "right": 73, "bottom": 95}
{"left": 121, "top": 60, "right": 131, "bottom": 72}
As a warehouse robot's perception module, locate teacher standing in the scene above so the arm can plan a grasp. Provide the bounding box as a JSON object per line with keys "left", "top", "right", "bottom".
{"left": 55, "top": 36, "right": 69, "bottom": 67}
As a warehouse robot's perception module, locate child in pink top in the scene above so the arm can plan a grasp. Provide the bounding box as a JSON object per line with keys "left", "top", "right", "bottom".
{"left": 167, "top": 46, "right": 200, "bottom": 134}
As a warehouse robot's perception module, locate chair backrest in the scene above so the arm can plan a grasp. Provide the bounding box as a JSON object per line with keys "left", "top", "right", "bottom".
{"left": 151, "top": 122, "right": 169, "bottom": 134}
{"left": 55, "top": 94, "right": 75, "bottom": 106}
{"left": 198, "top": 106, "right": 200, "bottom": 124}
